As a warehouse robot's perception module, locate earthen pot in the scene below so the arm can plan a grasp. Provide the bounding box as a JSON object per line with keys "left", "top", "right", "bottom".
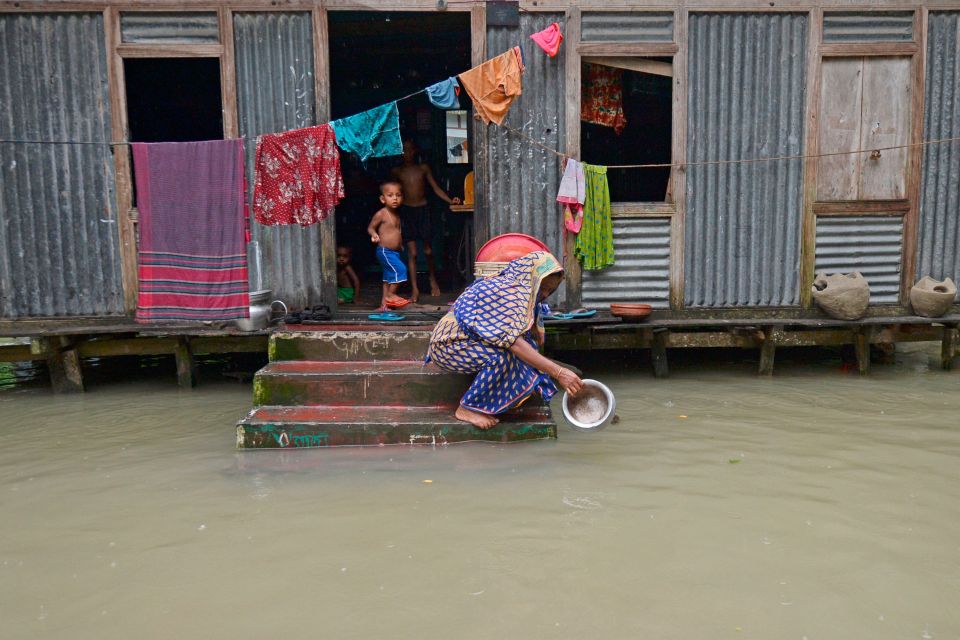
{"left": 910, "top": 276, "right": 956, "bottom": 318}
{"left": 812, "top": 272, "right": 870, "bottom": 320}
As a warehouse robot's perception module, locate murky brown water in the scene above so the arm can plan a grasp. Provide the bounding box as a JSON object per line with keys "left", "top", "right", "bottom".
{"left": 1, "top": 346, "right": 959, "bottom": 639}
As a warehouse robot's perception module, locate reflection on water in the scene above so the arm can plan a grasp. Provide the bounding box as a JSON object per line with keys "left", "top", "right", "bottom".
{"left": 1, "top": 346, "right": 958, "bottom": 639}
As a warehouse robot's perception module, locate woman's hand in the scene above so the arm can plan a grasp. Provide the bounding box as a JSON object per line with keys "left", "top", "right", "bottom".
{"left": 555, "top": 367, "right": 583, "bottom": 396}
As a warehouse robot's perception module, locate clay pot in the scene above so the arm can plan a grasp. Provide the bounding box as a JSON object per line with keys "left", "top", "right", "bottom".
{"left": 812, "top": 272, "right": 870, "bottom": 320}
{"left": 910, "top": 276, "right": 957, "bottom": 318}
{"left": 609, "top": 303, "right": 652, "bottom": 320}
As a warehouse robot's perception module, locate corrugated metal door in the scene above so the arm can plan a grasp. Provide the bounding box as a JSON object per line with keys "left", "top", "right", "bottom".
{"left": 685, "top": 13, "right": 808, "bottom": 307}
{"left": 0, "top": 13, "right": 124, "bottom": 318}
{"left": 234, "top": 12, "right": 324, "bottom": 309}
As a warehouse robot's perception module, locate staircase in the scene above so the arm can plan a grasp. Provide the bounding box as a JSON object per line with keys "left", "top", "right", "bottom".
{"left": 236, "top": 329, "right": 557, "bottom": 449}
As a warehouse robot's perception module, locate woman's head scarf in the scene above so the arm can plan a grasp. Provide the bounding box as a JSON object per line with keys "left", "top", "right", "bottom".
{"left": 453, "top": 251, "right": 563, "bottom": 348}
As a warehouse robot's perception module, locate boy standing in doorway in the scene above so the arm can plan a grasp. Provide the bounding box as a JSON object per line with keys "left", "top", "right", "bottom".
{"left": 367, "top": 180, "right": 409, "bottom": 311}
{"left": 392, "top": 139, "right": 461, "bottom": 301}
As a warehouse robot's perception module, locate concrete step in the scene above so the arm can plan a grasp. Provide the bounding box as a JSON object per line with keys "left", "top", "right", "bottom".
{"left": 236, "top": 404, "right": 557, "bottom": 449}
{"left": 253, "top": 360, "right": 471, "bottom": 407}
{"left": 269, "top": 329, "right": 433, "bottom": 362}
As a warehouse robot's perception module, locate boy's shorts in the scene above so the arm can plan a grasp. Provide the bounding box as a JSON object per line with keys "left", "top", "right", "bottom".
{"left": 337, "top": 286, "right": 355, "bottom": 303}
{"left": 376, "top": 246, "right": 408, "bottom": 284}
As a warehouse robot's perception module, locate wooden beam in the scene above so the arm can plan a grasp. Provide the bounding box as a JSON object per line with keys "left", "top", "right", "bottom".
{"left": 853, "top": 327, "right": 871, "bottom": 375}
{"left": 582, "top": 56, "right": 672, "bottom": 77}
{"left": 219, "top": 7, "right": 239, "bottom": 139}
{"left": 77, "top": 336, "right": 178, "bottom": 357}
{"left": 563, "top": 6, "right": 582, "bottom": 308}
{"left": 105, "top": 7, "right": 139, "bottom": 314}
{"left": 174, "top": 337, "right": 197, "bottom": 388}
{"left": 0, "top": 345, "right": 37, "bottom": 363}
{"left": 670, "top": 8, "right": 687, "bottom": 310}
{"left": 651, "top": 329, "right": 669, "bottom": 378}
{"left": 576, "top": 42, "right": 678, "bottom": 56}
{"left": 42, "top": 338, "right": 84, "bottom": 393}
{"left": 942, "top": 326, "right": 957, "bottom": 371}
{"left": 820, "top": 42, "right": 919, "bottom": 57}
{"left": 901, "top": 7, "right": 927, "bottom": 303}
{"left": 116, "top": 43, "right": 223, "bottom": 58}
{"left": 470, "top": 4, "right": 488, "bottom": 255}
{"left": 313, "top": 7, "right": 338, "bottom": 310}
{"left": 190, "top": 335, "right": 268, "bottom": 354}
{"left": 611, "top": 202, "right": 675, "bottom": 217}
{"left": 799, "top": 7, "right": 822, "bottom": 309}
{"left": 812, "top": 200, "right": 910, "bottom": 215}
{"left": 758, "top": 326, "right": 780, "bottom": 376}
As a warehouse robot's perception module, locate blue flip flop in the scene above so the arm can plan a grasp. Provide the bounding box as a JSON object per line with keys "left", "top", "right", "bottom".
{"left": 544, "top": 312, "right": 575, "bottom": 320}
{"left": 568, "top": 308, "right": 597, "bottom": 318}
{"left": 368, "top": 312, "right": 405, "bottom": 321}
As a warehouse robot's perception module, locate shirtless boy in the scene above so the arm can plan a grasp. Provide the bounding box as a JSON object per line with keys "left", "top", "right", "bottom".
{"left": 335, "top": 246, "right": 360, "bottom": 304}
{"left": 392, "top": 139, "right": 461, "bottom": 301}
{"left": 367, "top": 180, "right": 408, "bottom": 310}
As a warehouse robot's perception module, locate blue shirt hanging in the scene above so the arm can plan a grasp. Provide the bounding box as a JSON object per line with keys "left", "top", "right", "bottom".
{"left": 331, "top": 102, "right": 403, "bottom": 161}
{"left": 426, "top": 77, "right": 461, "bottom": 110}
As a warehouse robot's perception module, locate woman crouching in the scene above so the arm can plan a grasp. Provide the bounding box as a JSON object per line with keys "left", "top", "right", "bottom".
{"left": 426, "top": 251, "right": 584, "bottom": 429}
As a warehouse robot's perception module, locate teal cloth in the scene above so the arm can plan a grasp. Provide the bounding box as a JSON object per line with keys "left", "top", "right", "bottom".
{"left": 331, "top": 102, "right": 402, "bottom": 161}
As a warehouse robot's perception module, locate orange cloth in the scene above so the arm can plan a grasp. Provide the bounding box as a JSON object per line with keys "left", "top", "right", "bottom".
{"left": 458, "top": 47, "right": 525, "bottom": 125}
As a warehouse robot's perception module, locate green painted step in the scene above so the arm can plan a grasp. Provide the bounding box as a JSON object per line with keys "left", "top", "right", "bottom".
{"left": 269, "top": 329, "right": 432, "bottom": 362}
{"left": 236, "top": 404, "right": 557, "bottom": 449}
{"left": 253, "top": 360, "right": 471, "bottom": 407}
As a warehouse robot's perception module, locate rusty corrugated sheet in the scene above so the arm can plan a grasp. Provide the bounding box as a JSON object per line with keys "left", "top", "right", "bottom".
{"left": 815, "top": 216, "right": 904, "bottom": 304}
{"left": 0, "top": 12, "right": 124, "bottom": 318}
{"left": 685, "top": 12, "right": 807, "bottom": 307}
{"left": 917, "top": 11, "right": 960, "bottom": 292}
{"left": 581, "top": 11, "right": 674, "bottom": 42}
{"left": 234, "top": 12, "right": 324, "bottom": 310}
{"left": 822, "top": 11, "right": 913, "bottom": 42}
{"left": 120, "top": 12, "right": 219, "bottom": 44}
{"left": 581, "top": 216, "right": 671, "bottom": 308}
{"left": 484, "top": 13, "right": 566, "bottom": 265}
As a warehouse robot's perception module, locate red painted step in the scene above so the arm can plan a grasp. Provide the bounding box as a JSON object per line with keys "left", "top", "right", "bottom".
{"left": 236, "top": 404, "right": 557, "bottom": 449}
{"left": 253, "top": 360, "right": 472, "bottom": 407}
{"left": 269, "top": 330, "right": 433, "bottom": 362}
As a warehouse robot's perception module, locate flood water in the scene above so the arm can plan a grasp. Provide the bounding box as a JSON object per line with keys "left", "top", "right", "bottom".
{"left": 1, "top": 346, "right": 959, "bottom": 639}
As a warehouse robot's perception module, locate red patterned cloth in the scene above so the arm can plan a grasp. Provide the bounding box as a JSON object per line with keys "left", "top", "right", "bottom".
{"left": 581, "top": 63, "right": 627, "bottom": 135}
{"left": 253, "top": 123, "right": 345, "bottom": 226}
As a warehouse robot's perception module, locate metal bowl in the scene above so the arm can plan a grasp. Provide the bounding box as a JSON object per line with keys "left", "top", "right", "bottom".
{"left": 249, "top": 289, "right": 272, "bottom": 305}
{"left": 562, "top": 379, "right": 616, "bottom": 432}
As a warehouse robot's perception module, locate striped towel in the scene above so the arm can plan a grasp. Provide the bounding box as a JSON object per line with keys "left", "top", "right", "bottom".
{"left": 132, "top": 139, "right": 249, "bottom": 322}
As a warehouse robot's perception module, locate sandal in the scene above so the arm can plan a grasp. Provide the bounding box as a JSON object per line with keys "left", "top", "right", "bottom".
{"left": 568, "top": 308, "right": 597, "bottom": 318}
{"left": 368, "top": 312, "right": 406, "bottom": 322}
{"left": 385, "top": 297, "right": 411, "bottom": 309}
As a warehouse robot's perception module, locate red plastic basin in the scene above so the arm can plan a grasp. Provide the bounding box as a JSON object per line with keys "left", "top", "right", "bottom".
{"left": 475, "top": 233, "right": 551, "bottom": 263}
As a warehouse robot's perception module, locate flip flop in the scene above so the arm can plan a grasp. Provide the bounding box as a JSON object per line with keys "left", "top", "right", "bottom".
{"left": 368, "top": 312, "right": 405, "bottom": 322}
{"left": 568, "top": 308, "right": 597, "bottom": 318}
{"left": 385, "top": 297, "right": 411, "bottom": 309}
{"left": 544, "top": 312, "right": 575, "bottom": 320}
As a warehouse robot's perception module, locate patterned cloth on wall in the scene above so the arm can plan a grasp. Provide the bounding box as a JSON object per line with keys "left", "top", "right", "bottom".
{"left": 574, "top": 163, "right": 615, "bottom": 271}
{"left": 581, "top": 63, "right": 627, "bottom": 134}
{"left": 132, "top": 139, "right": 249, "bottom": 322}
{"left": 253, "top": 123, "right": 345, "bottom": 227}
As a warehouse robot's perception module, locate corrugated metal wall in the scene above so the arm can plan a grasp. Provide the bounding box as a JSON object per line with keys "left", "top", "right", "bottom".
{"left": 685, "top": 12, "right": 807, "bottom": 307}
{"left": 822, "top": 11, "right": 913, "bottom": 42}
{"left": 120, "top": 12, "right": 220, "bottom": 44}
{"left": 581, "top": 12, "right": 674, "bottom": 42}
{"left": 234, "top": 12, "right": 324, "bottom": 309}
{"left": 0, "top": 13, "right": 124, "bottom": 318}
{"left": 581, "top": 217, "right": 671, "bottom": 308}
{"left": 917, "top": 11, "right": 960, "bottom": 291}
{"left": 484, "top": 13, "right": 565, "bottom": 260}
{"left": 815, "top": 216, "right": 904, "bottom": 304}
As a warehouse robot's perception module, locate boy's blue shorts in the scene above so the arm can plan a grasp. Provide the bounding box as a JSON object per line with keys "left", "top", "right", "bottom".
{"left": 376, "top": 247, "right": 408, "bottom": 284}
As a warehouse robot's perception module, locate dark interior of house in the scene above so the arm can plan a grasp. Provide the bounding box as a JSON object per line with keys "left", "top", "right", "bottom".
{"left": 124, "top": 58, "right": 223, "bottom": 143}
{"left": 329, "top": 11, "right": 473, "bottom": 306}
{"left": 581, "top": 61, "right": 673, "bottom": 203}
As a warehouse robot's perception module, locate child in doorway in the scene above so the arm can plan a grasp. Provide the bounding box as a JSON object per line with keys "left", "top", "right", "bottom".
{"left": 367, "top": 180, "right": 410, "bottom": 311}
{"left": 336, "top": 246, "right": 360, "bottom": 304}
{"left": 392, "top": 139, "right": 461, "bottom": 301}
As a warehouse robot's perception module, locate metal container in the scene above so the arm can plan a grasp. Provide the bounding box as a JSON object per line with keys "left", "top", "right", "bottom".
{"left": 562, "top": 379, "right": 616, "bottom": 432}
{"left": 235, "top": 290, "right": 286, "bottom": 331}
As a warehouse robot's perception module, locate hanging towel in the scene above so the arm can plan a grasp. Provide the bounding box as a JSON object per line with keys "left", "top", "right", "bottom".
{"left": 253, "top": 123, "right": 345, "bottom": 227}
{"left": 574, "top": 163, "right": 615, "bottom": 271}
{"left": 557, "top": 158, "right": 585, "bottom": 214}
{"left": 530, "top": 22, "right": 564, "bottom": 57}
{"left": 132, "top": 139, "right": 249, "bottom": 322}
{"left": 331, "top": 102, "right": 403, "bottom": 161}
{"left": 426, "top": 77, "right": 461, "bottom": 109}
{"left": 581, "top": 63, "right": 627, "bottom": 135}
{"left": 457, "top": 46, "right": 525, "bottom": 125}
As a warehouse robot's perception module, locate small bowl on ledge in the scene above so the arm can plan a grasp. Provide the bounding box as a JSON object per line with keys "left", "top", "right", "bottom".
{"left": 609, "top": 303, "right": 653, "bottom": 320}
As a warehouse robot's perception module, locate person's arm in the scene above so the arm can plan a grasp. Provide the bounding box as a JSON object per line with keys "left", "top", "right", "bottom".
{"left": 509, "top": 337, "right": 583, "bottom": 395}
{"left": 346, "top": 265, "right": 361, "bottom": 298}
{"left": 367, "top": 213, "right": 381, "bottom": 244}
{"left": 423, "top": 164, "right": 461, "bottom": 205}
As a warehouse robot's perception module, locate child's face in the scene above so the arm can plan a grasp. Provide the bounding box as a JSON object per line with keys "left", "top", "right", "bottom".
{"left": 402, "top": 141, "right": 417, "bottom": 162}
{"left": 380, "top": 184, "right": 403, "bottom": 209}
{"left": 336, "top": 249, "right": 351, "bottom": 266}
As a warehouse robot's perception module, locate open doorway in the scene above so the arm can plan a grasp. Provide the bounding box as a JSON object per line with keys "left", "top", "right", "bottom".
{"left": 329, "top": 11, "right": 472, "bottom": 310}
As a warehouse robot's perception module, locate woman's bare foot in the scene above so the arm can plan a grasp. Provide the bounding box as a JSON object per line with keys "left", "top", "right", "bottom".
{"left": 455, "top": 406, "right": 499, "bottom": 429}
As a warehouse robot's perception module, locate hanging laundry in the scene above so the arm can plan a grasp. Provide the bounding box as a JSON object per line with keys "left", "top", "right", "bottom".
{"left": 132, "top": 139, "right": 249, "bottom": 322}
{"left": 558, "top": 158, "right": 585, "bottom": 234}
{"left": 530, "top": 22, "right": 564, "bottom": 58}
{"left": 581, "top": 63, "right": 627, "bottom": 135}
{"left": 331, "top": 102, "right": 403, "bottom": 161}
{"left": 574, "top": 163, "right": 615, "bottom": 271}
{"left": 426, "top": 77, "right": 461, "bottom": 109}
{"left": 458, "top": 46, "right": 525, "bottom": 125}
{"left": 253, "top": 123, "right": 345, "bottom": 227}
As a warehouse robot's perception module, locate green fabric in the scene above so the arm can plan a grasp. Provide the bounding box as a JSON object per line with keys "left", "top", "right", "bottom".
{"left": 574, "top": 163, "right": 614, "bottom": 271}
{"left": 337, "top": 287, "right": 355, "bottom": 303}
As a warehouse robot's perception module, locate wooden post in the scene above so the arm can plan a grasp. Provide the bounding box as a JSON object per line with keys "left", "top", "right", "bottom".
{"left": 174, "top": 337, "right": 197, "bottom": 388}
{"left": 670, "top": 8, "right": 687, "bottom": 310}
{"left": 941, "top": 326, "right": 957, "bottom": 371}
{"left": 853, "top": 328, "right": 870, "bottom": 375}
{"left": 470, "top": 5, "right": 488, "bottom": 255}
{"left": 313, "top": 7, "right": 338, "bottom": 310}
{"left": 41, "top": 337, "right": 84, "bottom": 393}
{"left": 758, "top": 326, "right": 778, "bottom": 376}
{"left": 651, "top": 328, "right": 669, "bottom": 378}
{"left": 563, "top": 6, "right": 582, "bottom": 308}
